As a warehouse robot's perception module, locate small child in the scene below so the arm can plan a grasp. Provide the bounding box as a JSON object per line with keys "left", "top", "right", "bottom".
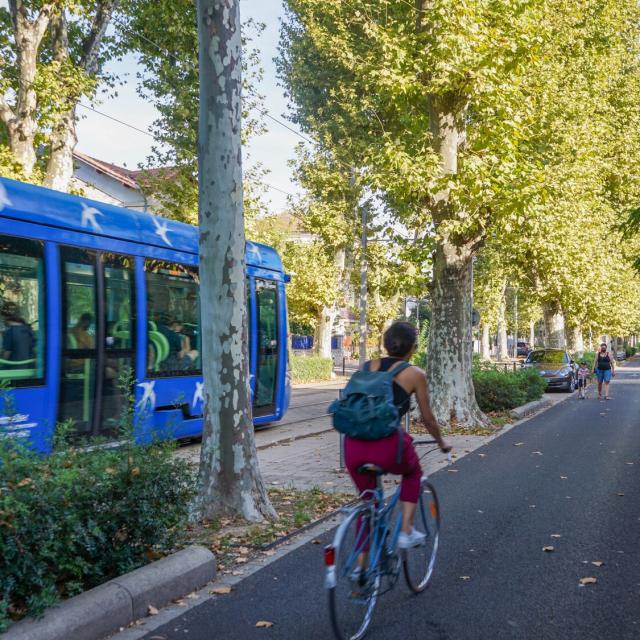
{"left": 577, "top": 361, "right": 589, "bottom": 399}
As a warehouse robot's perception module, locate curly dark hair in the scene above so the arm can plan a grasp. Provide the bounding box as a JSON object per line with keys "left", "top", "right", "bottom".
{"left": 383, "top": 321, "right": 417, "bottom": 358}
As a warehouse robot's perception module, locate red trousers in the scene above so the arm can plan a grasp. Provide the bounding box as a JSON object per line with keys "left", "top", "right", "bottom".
{"left": 344, "top": 431, "right": 423, "bottom": 503}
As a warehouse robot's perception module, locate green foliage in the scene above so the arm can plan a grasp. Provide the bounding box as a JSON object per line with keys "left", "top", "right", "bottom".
{"left": 411, "top": 322, "right": 429, "bottom": 369}
{"left": 473, "top": 368, "right": 547, "bottom": 413}
{"left": 290, "top": 355, "right": 333, "bottom": 383}
{"left": 0, "top": 381, "right": 196, "bottom": 630}
{"left": 626, "top": 346, "right": 637, "bottom": 358}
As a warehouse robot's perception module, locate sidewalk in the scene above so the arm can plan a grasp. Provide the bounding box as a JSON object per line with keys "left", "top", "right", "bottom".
{"left": 175, "top": 391, "right": 571, "bottom": 494}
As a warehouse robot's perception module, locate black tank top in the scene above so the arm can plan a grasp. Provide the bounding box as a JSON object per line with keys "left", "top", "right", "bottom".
{"left": 597, "top": 352, "right": 612, "bottom": 370}
{"left": 378, "top": 357, "right": 411, "bottom": 416}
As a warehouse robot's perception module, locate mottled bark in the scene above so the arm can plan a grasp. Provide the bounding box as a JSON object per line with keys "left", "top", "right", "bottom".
{"left": 315, "top": 306, "right": 336, "bottom": 358}
{"left": 424, "top": 91, "right": 486, "bottom": 428}
{"left": 480, "top": 324, "right": 491, "bottom": 360}
{"left": 529, "top": 320, "right": 535, "bottom": 347}
{"left": 427, "top": 241, "right": 487, "bottom": 427}
{"left": 196, "top": 0, "right": 275, "bottom": 521}
{"left": 496, "top": 281, "right": 508, "bottom": 360}
{"left": 3, "top": 2, "right": 56, "bottom": 175}
{"left": 542, "top": 302, "right": 566, "bottom": 348}
{"left": 44, "top": 1, "right": 119, "bottom": 191}
{"left": 566, "top": 325, "right": 584, "bottom": 353}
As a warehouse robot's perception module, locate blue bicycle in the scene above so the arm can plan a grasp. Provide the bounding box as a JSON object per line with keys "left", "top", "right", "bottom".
{"left": 324, "top": 440, "right": 442, "bottom": 640}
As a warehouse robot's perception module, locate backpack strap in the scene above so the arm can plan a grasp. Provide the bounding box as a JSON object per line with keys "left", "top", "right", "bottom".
{"left": 389, "top": 361, "right": 412, "bottom": 377}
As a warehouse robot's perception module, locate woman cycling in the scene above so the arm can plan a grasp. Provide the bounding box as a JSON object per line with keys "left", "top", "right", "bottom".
{"left": 344, "top": 322, "right": 451, "bottom": 548}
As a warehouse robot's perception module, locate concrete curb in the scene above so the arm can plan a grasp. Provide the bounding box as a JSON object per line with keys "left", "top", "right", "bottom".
{"left": 510, "top": 397, "right": 552, "bottom": 419}
{"left": 3, "top": 546, "right": 215, "bottom": 640}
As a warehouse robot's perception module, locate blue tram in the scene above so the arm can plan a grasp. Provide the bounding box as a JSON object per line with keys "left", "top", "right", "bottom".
{"left": 0, "top": 177, "right": 290, "bottom": 453}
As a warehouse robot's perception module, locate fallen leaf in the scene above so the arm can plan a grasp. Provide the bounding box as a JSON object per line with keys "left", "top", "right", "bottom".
{"left": 174, "top": 599, "right": 188, "bottom": 607}
{"left": 542, "top": 546, "right": 555, "bottom": 552}
{"left": 550, "top": 534, "right": 562, "bottom": 538}
{"left": 131, "top": 467, "right": 141, "bottom": 477}
{"left": 616, "top": 493, "right": 625, "bottom": 497}
{"left": 256, "top": 620, "right": 274, "bottom": 628}
{"left": 311, "top": 539, "right": 321, "bottom": 545}
{"left": 626, "top": 462, "right": 634, "bottom": 466}
{"left": 579, "top": 577, "right": 597, "bottom": 586}
{"left": 236, "top": 557, "right": 248, "bottom": 564}
{"left": 262, "top": 549, "right": 276, "bottom": 556}
{"left": 514, "top": 442, "right": 524, "bottom": 447}
{"left": 478, "top": 453, "right": 486, "bottom": 458}
{"left": 238, "top": 546, "right": 250, "bottom": 554}
{"left": 447, "top": 469, "right": 458, "bottom": 473}
{"left": 591, "top": 561, "right": 605, "bottom": 567}
{"left": 148, "top": 605, "right": 159, "bottom": 616}
{"left": 532, "top": 451, "right": 543, "bottom": 455}
{"left": 460, "top": 576, "right": 471, "bottom": 581}
{"left": 105, "top": 467, "right": 116, "bottom": 475}
{"left": 210, "top": 586, "right": 232, "bottom": 595}
{"left": 17, "top": 477, "right": 33, "bottom": 488}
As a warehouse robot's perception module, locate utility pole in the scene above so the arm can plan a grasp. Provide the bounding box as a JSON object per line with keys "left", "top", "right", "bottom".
{"left": 359, "top": 198, "right": 368, "bottom": 367}
{"left": 513, "top": 287, "right": 519, "bottom": 359}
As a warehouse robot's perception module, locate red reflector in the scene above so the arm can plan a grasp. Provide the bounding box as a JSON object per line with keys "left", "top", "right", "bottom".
{"left": 324, "top": 545, "right": 335, "bottom": 566}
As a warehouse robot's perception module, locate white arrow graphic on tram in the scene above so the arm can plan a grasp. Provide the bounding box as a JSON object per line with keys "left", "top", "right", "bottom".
{"left": 137, "top": 381, "right": 156, "bottom": 410}
{"left": 81, "top": 203, "right": 103, "bottom": 232}
{"left": 152, "top": 216, "right": 172, "bottom": 246}
{"left": 0, "top": 183, "right": 12, "bottom": 211}
{"left": 192, "top": 381, "right": 204, "bottom": 408}
{"left": 247, "top": 242, "right": 262, "bottom": 263}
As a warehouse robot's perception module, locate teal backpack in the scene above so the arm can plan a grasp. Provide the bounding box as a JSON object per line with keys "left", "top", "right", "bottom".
{"left": 329, "top": 361, "right": 411, "bottom": 441}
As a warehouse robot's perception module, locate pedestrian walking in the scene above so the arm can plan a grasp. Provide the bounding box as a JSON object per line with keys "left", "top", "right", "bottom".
{"left": 592, "top": 342, "right": 616, "bottom": 400}
{"left": 576, "top": 361, "right": 589, "bottom": 399}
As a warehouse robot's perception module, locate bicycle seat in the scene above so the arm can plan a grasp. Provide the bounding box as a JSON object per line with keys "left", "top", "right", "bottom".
{"left": 357, "top": 464, "right": 386, "bottom": 476}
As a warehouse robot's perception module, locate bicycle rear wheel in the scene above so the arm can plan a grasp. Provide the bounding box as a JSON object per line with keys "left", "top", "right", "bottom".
{"left": 328, "top": 507, "right": 381, "bottom": 640}
{"left": 402, "top": 480, "right": 440, "bottom": 593}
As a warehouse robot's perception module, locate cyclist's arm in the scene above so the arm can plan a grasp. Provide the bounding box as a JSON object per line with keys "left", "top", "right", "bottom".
{"left": 413, "top": 370, "right": 450, "bottom": 452}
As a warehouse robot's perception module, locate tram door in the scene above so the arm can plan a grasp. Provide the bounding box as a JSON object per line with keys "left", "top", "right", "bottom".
{"left": 253, "top": 278, "right": 279, "bottom": 417}
{"left": 58, "top": 248, "right": 135, "bottom": 439}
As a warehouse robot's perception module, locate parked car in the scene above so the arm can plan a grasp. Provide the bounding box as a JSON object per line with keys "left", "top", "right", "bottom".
{"left": 516, "top": 341, "right": 531, "bottom": 357}
{"left": 522, "top": 348, "right": 578, "bottom": 392}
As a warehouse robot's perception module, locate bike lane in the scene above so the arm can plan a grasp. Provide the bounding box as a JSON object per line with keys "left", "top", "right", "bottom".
{"left": 136, "top": 367, "right": 640, "bottom": 640}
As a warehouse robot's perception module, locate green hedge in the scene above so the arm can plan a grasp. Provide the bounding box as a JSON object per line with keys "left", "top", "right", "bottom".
{"left": 0, "top": 432, "right": 195, "bottom": 630}
{"left": 626, "top": 346, "right": 637, "bottom": 357}
{"left": 290, "top": 355, "right": 333, "bottom": 383}
{"left": 473, "top": 367, "right": 548, "bottom": 412}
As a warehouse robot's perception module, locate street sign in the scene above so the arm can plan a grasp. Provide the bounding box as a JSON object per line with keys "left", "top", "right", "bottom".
{"left": 472, "top": 309, "right": 480, "bottom": 326}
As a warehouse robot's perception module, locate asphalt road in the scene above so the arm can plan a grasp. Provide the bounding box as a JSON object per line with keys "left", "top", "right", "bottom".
{"left": 143, "top": 364, "right": 640, "bottom": 640}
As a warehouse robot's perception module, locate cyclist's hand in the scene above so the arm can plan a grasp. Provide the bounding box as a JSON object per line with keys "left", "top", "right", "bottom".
{"left": 440, "top": 443, "right": 452, "bottom": 454}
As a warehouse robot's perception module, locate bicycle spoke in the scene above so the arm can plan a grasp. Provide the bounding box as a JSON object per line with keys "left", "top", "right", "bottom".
{"left": 328, "top": 508, "right": 381, "bottom": 640}
{"left": 402, "top": 481, "right": 440, "bottom": 593}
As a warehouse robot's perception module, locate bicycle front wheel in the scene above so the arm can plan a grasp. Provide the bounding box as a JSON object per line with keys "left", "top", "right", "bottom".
{"left": 328, "top": 507, "right": 381, "bottom": 640}
{"left": 403, "top": 480, "right": 440, "bottom": 593}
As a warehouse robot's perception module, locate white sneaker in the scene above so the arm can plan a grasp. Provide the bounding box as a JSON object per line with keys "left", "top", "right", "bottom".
{"left": 398, "top": 528, "right": 427, "bottom": 549}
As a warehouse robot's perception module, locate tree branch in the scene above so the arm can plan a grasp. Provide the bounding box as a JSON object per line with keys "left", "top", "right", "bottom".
{"left": 81, "top": 0, "right": 120, "bottom": 76}
{"left": 0, "top": 94, "right": 15, "bottom": 129}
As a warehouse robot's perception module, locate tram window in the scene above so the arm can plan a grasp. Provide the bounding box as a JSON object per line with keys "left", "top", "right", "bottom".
{"left": 0, "top": 235, "right": 45, "bottom": 384}
{"left": 145, "top": 260, "right": 201, "bottom": 376}
{"left": 255, "top": 279, "right": 278, "bottom": 408}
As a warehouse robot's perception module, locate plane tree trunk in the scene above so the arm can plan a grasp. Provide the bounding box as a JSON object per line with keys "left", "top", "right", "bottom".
{"left": 196, "top": 0, "right": 275, "bottom": 521}
{"left": 542, "top": 302, "right": 566, "bottom": 348}
{"left": 424, "top": 93, "right": 487, "bottom": 428}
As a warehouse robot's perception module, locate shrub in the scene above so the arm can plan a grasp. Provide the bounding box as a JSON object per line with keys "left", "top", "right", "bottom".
{"left": 473, "top": 367, "right": 547, "bottom": 412}
{"left": 0, "top": 427, "right": 195, "bottom": 630}
{"left": 625, "top": 346, "right": 637, "bottom": 358}
{"left": 290, "top": 355, "right": 333, "bottom": 383}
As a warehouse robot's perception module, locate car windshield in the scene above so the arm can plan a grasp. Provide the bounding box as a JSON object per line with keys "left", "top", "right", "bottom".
{"left": 527, "top": 350, "right": 566, "bottom": 365}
